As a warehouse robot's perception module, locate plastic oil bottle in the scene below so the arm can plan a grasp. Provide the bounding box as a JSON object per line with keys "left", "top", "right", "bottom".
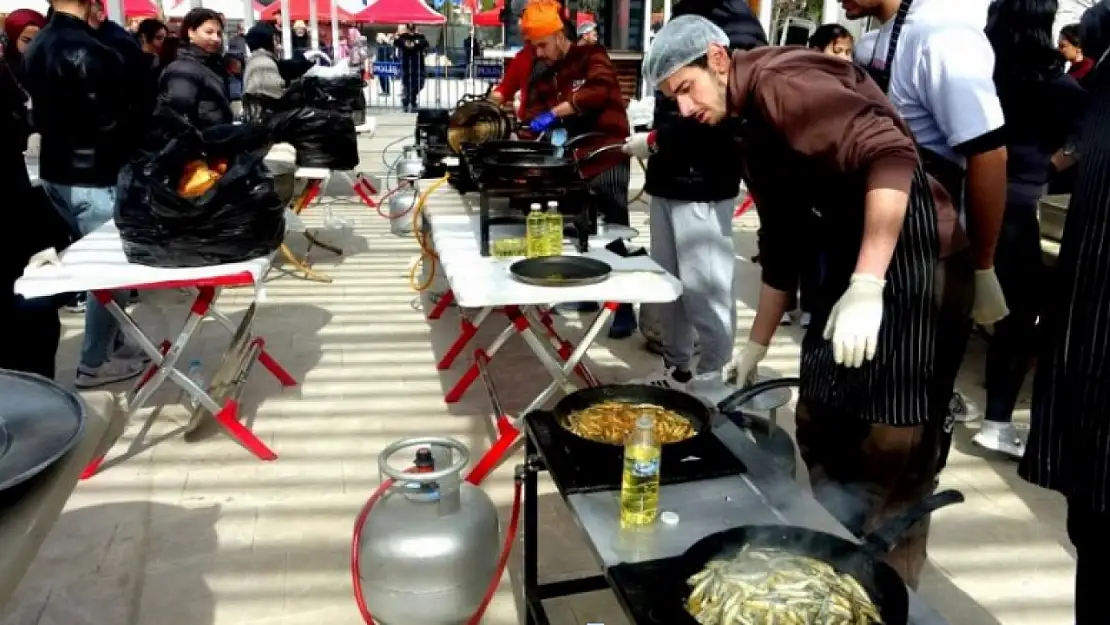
{"left": 525, "top": 202, "right": 546, "bottom": 257}
{"left": 620, "top": 414, "right": 662, "bottom": 528}
{"left": 543, "top": 200, "right": 564, "bottom": 256}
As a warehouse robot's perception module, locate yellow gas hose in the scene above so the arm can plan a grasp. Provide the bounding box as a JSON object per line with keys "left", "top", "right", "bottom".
{"left": 408, "top": 175, "right": 451, "bottom": 292}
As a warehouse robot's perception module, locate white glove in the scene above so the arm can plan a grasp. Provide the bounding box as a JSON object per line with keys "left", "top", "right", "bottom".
{"left": 723, "top": 341, "right": 768, "bottom": 386}
{"left": 24, "top": 247, "right": 60, "bottom": 272}
{"left": 972, "top": 268, "right": 1010, "bottom": 325}
{"left": 822, "top": 273, "right": 886, "bottom": 368}
{"left": 622, "top": 132, "right": 655, "bottom": 160}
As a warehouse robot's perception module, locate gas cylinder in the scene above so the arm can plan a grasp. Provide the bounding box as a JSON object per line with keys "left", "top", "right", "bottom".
{"left": 395, "top": 146, "right": 426, "bottom": 181}
{"left": 389, "top": 185, "right": 419, "bottom": 237}
{"left": 357, "top": 438, "right": 500, "bottom": 625}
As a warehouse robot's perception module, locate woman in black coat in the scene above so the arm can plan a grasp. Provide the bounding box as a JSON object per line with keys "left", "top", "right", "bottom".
{"left": 157, "top": 8, "right": 232, "bottom": 130}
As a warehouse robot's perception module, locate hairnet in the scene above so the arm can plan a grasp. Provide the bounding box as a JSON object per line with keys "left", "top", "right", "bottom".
{"left": 643, "top": 14, "right": 730, "bottom": 88}
{"left": 577, "top": 21, "right": 597, "bottom": 37}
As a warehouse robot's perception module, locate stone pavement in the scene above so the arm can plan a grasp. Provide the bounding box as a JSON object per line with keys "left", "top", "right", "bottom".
{"left": 1, "top": 113, "right": 1077, "bottom": 625}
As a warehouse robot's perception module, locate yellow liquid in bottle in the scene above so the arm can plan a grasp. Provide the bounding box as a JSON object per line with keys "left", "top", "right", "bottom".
{"left": 620, "top": 416, "right": 661, "bottom": 528}
{"left": 525, "top": 207, "right": 546, "bottom": 258}
{"left": 543, "top": 207, "right": 564, "bottom": 256}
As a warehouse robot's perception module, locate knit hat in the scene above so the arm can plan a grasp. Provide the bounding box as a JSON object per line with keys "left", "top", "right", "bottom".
{"left": 520, "top": 0, "right": 564, "bottom": 41}
{"left": 245, "top": 21, "right": 279, "bottom": 53}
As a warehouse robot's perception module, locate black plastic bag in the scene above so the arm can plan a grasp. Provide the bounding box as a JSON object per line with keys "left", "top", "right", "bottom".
{"left": 285, "top": 75, "right": 366, "bottom": 113}
{"left": 267, "top": 106, "right": 359, "bottom": 170}
{"left": 115, "top": 123, "right": 286, "bottom": 268}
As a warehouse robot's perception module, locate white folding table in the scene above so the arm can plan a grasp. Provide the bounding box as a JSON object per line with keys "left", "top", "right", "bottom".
{"left": 15, "top": 221, "right": 297, "bottom": 478}
{"left": 425, "top": 211, "right": 682, "bottom": 482}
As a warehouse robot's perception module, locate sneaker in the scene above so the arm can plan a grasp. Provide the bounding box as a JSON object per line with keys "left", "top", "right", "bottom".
{"left": 64, "top": 293, "right": 87, "bottom": 314}
{"left": 973, "top": 420, "right": 1025, "bottom": 459}
{"left": 800, "top": 312, "right": 812, "bottom": 329}
{"left": 780, "top": 311, "right": 793, "bottom": 326}
{"left": 949, "top": 392, "right": 981, "bottom": 423}
{"left": 112, "top": 335, "right": 151, "bottom": 363}
{"left": 635, "top": 362, "right": 691, "bottom": 391}
{"left": 608, "top": 303, "right": 638, "bottom": 340}
{"left": 75, "top": 358, "right": 146, "bottom": 389}
{"left": 687, "top": 371, "right": 738, "bottom": 405}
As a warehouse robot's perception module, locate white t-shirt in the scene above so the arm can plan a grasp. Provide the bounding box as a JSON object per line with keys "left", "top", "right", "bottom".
{"left": 854, "top": 0, "right": 1004, "bottom": 169}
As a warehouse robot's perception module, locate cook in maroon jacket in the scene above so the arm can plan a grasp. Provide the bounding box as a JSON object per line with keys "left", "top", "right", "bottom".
{"left": 519, "top": 0, "right": 631, "bottom": 226}
{"left": 645, "top": 15, "right": 970, "bottom": 588}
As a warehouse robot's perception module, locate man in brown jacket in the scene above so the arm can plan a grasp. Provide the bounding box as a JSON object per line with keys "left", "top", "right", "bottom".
{"left": 643, "top": 15, "right": 973, "bottom": 588}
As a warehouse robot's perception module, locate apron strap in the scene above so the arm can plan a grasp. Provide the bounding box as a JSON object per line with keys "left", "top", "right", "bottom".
{"left": 868, "top": 0, "right": 914, "bottom": 94}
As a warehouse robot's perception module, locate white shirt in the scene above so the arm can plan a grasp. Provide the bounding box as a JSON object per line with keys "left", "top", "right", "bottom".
{"left": 854, "top": 0, "right": 1004, "bottom": 168}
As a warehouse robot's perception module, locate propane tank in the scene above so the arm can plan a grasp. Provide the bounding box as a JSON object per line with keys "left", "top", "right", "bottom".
{"left": 389, "top": 184, "right": 419, "bottom": 237}
{"left": 396, "top": 146, "right": 426, "bottom": 181}
{"left": 358, "top": 438, "right": 500, "bottom": 625}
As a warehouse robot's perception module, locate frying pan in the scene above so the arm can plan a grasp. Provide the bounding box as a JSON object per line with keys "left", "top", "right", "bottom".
{"left": 478, "top": 143, "right": 625, "bottom": 183}
{"left": 447, "top": 96, "right": 513, "bottom": 154}
{"left": 616, "top": 489, "right": 964, "bottom": 625}
{"left": 552, "top": 378, "right": 801, "bottom": 446}
{"left": 509, "top": 256, "right": 611, "bottom": 287}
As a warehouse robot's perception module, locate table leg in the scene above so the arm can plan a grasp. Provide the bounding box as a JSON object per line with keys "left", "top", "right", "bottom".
{"left": 437, "top": 306, "right": 491, "bottom": 370}
{"left": 81, "top": 286, "right": 279, "bottom": 478}
{"left": 427, "top": 289, "right": 455, "bottom": 320}
{"left": 523, "top": 306, "right": 599, "bottom": 387}
{"left": 295, "top": 177, "right": 343, "bottom": 257}
{"left": 522, "top": 439, "right": 549, "bottom": 625}
{"left": 205, "top": 306, "right": 298, "bottom": 388}
{"left": 444, "top": 306, "right": 524, "bottom": 403}
{"left": 515, "top": 302, "right": 617, "bottom": 417}
{"left": 352, "top": 173, "right": 378, "bottom": 208}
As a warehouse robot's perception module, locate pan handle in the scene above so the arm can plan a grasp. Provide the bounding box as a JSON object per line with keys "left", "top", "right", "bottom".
{"left": 716, "top": 377, "right": 801, "bottom": 414}
{"left": 862, "top": 489, "right": 965, "bottom": 555}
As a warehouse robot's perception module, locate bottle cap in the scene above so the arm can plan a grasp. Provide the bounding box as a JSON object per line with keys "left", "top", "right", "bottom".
{"left": 660, "top": 511, "right": 679, "bottom": 525}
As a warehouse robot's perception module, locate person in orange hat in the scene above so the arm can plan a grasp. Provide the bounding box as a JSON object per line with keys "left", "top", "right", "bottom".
{"left": 517, "top": 0, "right": 637, "bottom": 337}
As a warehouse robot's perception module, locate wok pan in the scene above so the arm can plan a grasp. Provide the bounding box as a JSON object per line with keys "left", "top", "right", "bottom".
{"left": 509, "top": 255, "right": 611, "bottom": 287}
{"left": 608, "top": 489, "right": 964, "bottom": 625}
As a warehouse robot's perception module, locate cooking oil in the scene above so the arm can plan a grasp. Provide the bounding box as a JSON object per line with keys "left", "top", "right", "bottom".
{"left": 525, "top": 203, "right": 546, "bottom": 258}
{"left": 620, "top": 414, "right": 661, "bottom": 528}
{"left": 543, "top": 201, "right": 564, "bottom": 256}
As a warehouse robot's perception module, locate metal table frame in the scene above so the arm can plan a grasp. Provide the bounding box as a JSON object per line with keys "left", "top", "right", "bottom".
{"left": 514, "top": 419, "right": 951, "bottom": 625}
{"left": 80, "top": 281, "right": 298, "bottom": 479}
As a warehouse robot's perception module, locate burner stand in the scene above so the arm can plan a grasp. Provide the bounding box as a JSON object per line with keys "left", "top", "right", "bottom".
{"left": 478, "top": 183, "right": 594, "bottom": 257}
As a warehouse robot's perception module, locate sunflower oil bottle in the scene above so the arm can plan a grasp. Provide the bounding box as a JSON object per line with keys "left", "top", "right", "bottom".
{"left": 525, "top": 203, "right": 546, "bottom": 257}
{"left": 543, "top": 201, "right": 564, "bottom": 256}
{"left": 620, "top": 414, "right": 661, "bottom": 528}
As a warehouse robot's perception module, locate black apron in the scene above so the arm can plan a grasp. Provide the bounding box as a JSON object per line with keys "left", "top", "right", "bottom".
{"left": 1019, "top": 58, "right": 1110, "bottom": 513}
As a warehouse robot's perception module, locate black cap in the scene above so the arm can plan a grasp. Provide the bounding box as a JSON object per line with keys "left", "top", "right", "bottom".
{"left": 414, "top": 447, "right": 435, "bottom": 469}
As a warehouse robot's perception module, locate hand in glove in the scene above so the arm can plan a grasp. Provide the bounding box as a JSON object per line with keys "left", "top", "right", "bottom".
{"left": 622, "top": 131, "right": 656, "bottom": 159}
{"left": 972, "top": 267, "right": 1010, "bottom": 325}
{"left": 528, "top": 111, "right": 558, "bottom": 134}
{"left": 723, "top": 341, "right": 768, "bottom": 386}
{"left": 822, "top": 274, "right": 886, "bottom": 368}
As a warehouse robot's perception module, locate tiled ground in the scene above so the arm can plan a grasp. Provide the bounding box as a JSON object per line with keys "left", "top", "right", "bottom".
{"left": 2, "top": 112, "right": 1078, "bottom": 625}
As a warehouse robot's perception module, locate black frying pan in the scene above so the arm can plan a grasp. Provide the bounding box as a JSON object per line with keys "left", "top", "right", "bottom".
{"left": 552, "top": 384, "right": 714, "bottom": 442}
{"left": 509, "top": 256, "right": 611, "bottom": 287}
{"left": 619, "top": 489, "right": 964, "bottom": 625}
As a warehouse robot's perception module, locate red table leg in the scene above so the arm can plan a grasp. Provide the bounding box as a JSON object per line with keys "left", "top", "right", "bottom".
{"left": 427, "top": 290, "right": 455, "bottom": 320}
{"left": 352, "top": 174, "right": 378, "bottom": 208}
{"left": 445, "top": 307, "right": 528, "bottom": 403}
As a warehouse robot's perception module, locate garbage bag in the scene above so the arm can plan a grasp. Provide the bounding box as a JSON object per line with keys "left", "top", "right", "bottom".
{"left": 267, "top": 106, "right": 360, "bottom": 170}
{"left": 285, "top": 75, "right": 366, "bottom": 113}
{"left": 115, "top": 123, "right": 286, "bottom": 268}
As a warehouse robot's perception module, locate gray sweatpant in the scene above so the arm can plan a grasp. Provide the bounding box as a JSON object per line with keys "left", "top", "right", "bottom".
{"left": 644, "top": 196, "right": 737, "bottom": 373}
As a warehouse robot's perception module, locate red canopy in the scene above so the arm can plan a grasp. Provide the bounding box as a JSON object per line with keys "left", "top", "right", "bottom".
{"left": 354, "top": 0, "right": 446, "bottom": 24}
{"left": 259, "top": 0, "right": 357, "bottom": 22}
{"left": 125, "top": 0, "right": 159, "bottom": 18}
{"left": 472, "top": 0, "right": 503, "bottom": 27}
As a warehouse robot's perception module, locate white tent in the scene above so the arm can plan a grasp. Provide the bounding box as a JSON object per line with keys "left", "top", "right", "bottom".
{"left": 164, "top": 0, "right": 262, "bottom": 21}
{"left": 0, "top": 0, "right": 48, "bottom": 14}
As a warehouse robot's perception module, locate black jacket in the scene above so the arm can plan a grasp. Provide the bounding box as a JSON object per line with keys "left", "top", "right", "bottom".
{"left": 99, "top": 18, "right": 157, "bottom": 140}
{"left": 644, "top": 0, "right": 767, "bottom": 202}
{"left": 22, "top": 12, "right": 131, "bottom": 187}
{"left": 158, "top": 44, "right": 233, "bottom": 131}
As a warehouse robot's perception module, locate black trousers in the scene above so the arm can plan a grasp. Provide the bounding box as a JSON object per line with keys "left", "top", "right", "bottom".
{"left": 985, "top": 196, "right": 1043, "bottom": 423}
{"left": 586, "top": 161, "right": 631, "bottom": 226}
{"left": 1068, "top": 499, "right": 1110, "bottom": 624}
{"left": 0, "top": 295, "right": 61, "bottom": 380}
{"left": 401, "top": 72, "right": 424, "bottom": 107}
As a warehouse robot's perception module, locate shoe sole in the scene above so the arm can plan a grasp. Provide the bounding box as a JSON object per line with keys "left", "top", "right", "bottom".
{"left": 972, "top": 434, "right": 1024, "bottom": 460}
{"left": 75, "top": 367, "right": 144, "bottom": 390}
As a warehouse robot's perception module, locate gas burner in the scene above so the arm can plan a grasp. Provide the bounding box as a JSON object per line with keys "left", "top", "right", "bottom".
{"left": 523, "top": 411, "right": 746, "bottom": 496}
{"left": 477, "top": 181, "right": 594, "bottom": 256}
{"left": 605, "top": 557, "right": 702, "bottom": 625}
